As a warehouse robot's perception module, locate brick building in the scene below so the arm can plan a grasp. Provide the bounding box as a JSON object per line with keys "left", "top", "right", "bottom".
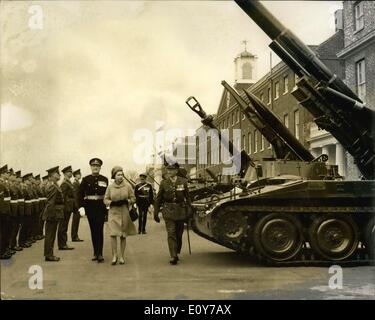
{"left": 337, "top": 1, "right": 375, "bottom": 179}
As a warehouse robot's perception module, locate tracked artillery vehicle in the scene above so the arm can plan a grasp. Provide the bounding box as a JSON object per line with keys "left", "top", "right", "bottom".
{"left": 184, "top": 1, "right": 375, "bottom": 265}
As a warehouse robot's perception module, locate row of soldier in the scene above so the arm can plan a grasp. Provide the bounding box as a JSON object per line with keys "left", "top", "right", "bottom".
{"left": 0, "top": 165, "right": 83, "bottom": 260}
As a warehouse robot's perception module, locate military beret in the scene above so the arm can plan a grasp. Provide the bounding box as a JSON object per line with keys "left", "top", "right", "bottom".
{"left": 73, "top": 169, "right": 81, "bottom": 176}
{"left": 62, "top": 165, "right": 73, "bottom": 173}
{"left": 15, "top": 170, "right": 21, "bottom": 178}
{"left": 35, "top": 174, "right": 41, "bottom": 180}
{"left": 46, "top": 166, "right": 60, "bottom": 176}
{"left": 9, "top": 168, "right": 14, "bottom": 175}
{"left": 89, "top": 158, "right": 103, "bottom": 166}
{"left": 0, "top": 164, "right": 8, "bottom": 174}
{"left": 139, "top": 173, "right": 147, "bottom": 178}
{"left": 166, "top": 163, "right": 179, "bottom": 170}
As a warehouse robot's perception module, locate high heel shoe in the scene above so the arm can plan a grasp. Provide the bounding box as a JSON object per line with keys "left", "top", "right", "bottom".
{"left": 119, "top": 257, "right": 125, "bottom": 265}
{"left": 111, "top": 257, "right": 118, "bottom": 265}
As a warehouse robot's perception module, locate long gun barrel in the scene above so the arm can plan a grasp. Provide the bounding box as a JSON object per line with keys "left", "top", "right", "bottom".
{"left": 234, "top": 0, "right": 375, "bottom": 179}
{"left": 221, "top": 80, "right": 314, "bottom": 162}
{"left": 186, "top": 96, "right": 255, "bottom": 177}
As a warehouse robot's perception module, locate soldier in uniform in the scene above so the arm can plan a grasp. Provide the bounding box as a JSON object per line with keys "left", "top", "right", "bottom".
{"left": 154, "top": 163, "right": 191, "bottom": 265}
{"left": 42, "top": 166, "right": 64, "bottom": 261}
{"left": 78, "top": 158, "right": 108, "bottom": 262}
{"left": 30, "top": 175, "right": 42, "bottom": 241}
{"left": 11, "top": 171, "right": 25, "bottom": 251}
{"left": 19, "top": 173, "right": 34, "bottom": 249}
{"left": 135, "top": 173, "right": 154, "bottom": 234}
{"left": 71, "top": 169, "right": 83, "bottom": 242}
{"left": 35, "top": 175, "right": 46, "bottom": 240}
{"left": 57, "top": 166, "right": 75, "bottom": 250}
{"left": 0, "top": 165, "right": 12, "bottom": 259}
{"left": 8, "top": 169, "right": 20, "bottom": 254}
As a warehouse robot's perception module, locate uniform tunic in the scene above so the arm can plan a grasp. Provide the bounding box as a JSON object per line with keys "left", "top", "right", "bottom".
{"left": 104, "top": 181, "right": 137, "bottom": 237}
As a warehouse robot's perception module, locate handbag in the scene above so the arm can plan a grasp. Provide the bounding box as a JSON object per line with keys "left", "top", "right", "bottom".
{"left": 129, "top": 205, "right": 139, "bottom": 222}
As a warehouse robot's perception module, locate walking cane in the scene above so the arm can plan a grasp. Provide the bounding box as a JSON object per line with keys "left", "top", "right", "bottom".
{"left": 186, "top": 219, "right": 192, "bottom": 255}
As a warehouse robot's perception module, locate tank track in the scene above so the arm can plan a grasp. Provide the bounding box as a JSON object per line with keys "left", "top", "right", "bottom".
{"left": 192, "top": 204, "right": 375, "bottom": 267}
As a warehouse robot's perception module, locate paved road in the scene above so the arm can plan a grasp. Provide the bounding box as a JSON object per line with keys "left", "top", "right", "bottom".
{"left": 1, "top": 216, "right": 374, "bottom": 300}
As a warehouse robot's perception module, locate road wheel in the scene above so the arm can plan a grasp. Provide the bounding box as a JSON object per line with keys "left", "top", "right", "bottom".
{"left": 213, "top": 210, "right": 248, "bottom": 243}
{"left": 253, "top": 213, "right": 303, "bottom": 262}
{"left": 309, "top": 214, "right": 358, "bottom": 261}
{"left": 364, "top": 216, "right": 375, "bottom": 261}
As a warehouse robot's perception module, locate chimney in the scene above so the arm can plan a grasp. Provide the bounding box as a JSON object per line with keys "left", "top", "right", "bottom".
{"left": 334, "top": 9, "right": 343, "bottom": 32}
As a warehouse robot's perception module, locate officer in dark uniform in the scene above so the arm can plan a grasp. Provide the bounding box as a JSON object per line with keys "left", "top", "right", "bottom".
{"left": 71, "top": 169, "right": 83, "bottom": 242}
{"left": 78, "top": 158, "right": 108, "bottom": 262}
{"left": 8, "top": 169, "right": 19, "bottom": 254}
{"left": 57, "top": 166, "right": 75, "bottom": 250}
{"left": 154, "top": 163, "right": 191, "bottom": 265}
{"left": 35, "top": 174, "right": 45, "bottom": 240}
{"left": 0, "top": 165, "right": 12, "bottom": 259}
{"left": 135, "top": 173, "right": 154, "bottom": 234}
{"left": 42, "top": 166, "right": 64, "bottom": 261}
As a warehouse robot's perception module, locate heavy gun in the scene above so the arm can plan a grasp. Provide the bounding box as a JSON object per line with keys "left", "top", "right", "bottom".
{"left": 186, "top": 96, "right": 256, "bottom": 178}
{"left": 234, "top": 0, "right": 375, "bottom": 180}
{"left": 222, "top": 80, "right": 314, "bottom": 162}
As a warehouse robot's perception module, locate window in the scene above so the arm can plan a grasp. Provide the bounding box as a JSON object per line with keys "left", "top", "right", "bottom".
{"left": 356, "top": 59, "right": 366, "bottom": 101}
{"left": 294, "top": 73, "right": 299, "bottom": 88}
{"left": 261, "top": 135, "right": 265, "bottom": 151}
{"left": 232, "top": 113, "right": 235, "bottom": 126}
{"left": 242, "top": 112, "right": 245, "bottom": 120}
{"left": 354, "top": 1, "right": 364, "bottom": 31}
{"left": 242, "top": 135, "right": 246, "bottom": 151}
{"left": 254, "top": 130, "right": 258, "bottom": 153}
{"left": 275, "top": 82, "right": 280, "bottom": 99}
{"left": 284, "top": 114, "right": 289, "bottom": 128}
{"left": 260, "top": 93, "right": 264, "bottom": 102}
{"left": 248, "top": 132, "right": 252, "bottom": 154}
{"left": 294, "top": 110, "right": 300, "bottom": 140}
{"left": 283, "top": 75, "right": 289, "bottom": 94}
{"left": 236, "top": 109, "right": 240, "bottom": 123}
{"left": 267, "top": 88, "right": 271, "bottom": 104}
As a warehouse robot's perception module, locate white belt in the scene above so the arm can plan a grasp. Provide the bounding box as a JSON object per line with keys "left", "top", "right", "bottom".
{"left": 25, "top": 200, "right": 32, "bottom": 204}
{"left": 10, "top": 200, "right": 18, "bottom": 204}
{"left": 18, "top": 199, "right": 25, "bottom": 202}
{"left": 4, "top": 197, "right": 11, "bottom": 201}
{"left": 39, "top": 197, "right": 47, "bottom": 200}
{"left": 84, "top": 195, "right": 104, "bottom": 200}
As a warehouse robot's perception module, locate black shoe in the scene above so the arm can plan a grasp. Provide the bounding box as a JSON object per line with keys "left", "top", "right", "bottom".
{"left": 72, "top": 238, "right": 84, "bottom": 242}
{"left": 176, "top": 255, "right": 179, "bottom": 261}
{"left": 45, "top": 256, "right": 60, "bottom": 262}
{"left": 169, "top": 257, "right": 178, "bottom": 265}
{"left": 59, "top": 246, "right": 74, "bottom": 250}
{"left": 91, "top": 256, "right": 98, "bottom": 261}
{"left": 138, "top": 230, "right": 141, "bottom": 234}
{"left": 15, "top": 246, "right": 23, "bottom": 251}
{"left": 97, "top": 255, "right": 104, "bottom": 263}
{"left": 0, "top": 254, "right": 12, "bottom": 260}
{"left": 142, "top": 231, "right": 147, "bottom": 234}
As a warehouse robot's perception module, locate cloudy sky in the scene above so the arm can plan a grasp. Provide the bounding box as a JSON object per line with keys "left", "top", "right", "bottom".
{"left": 0, "top": 0, "right": 342, "bottom": 178}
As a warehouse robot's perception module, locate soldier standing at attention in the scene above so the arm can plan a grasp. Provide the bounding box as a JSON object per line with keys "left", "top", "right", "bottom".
{"left": 154, "top": 163, "right": 191, "bottom": 265}
{"left": 58, "top": 166, "right": 75, "bottom": 250}
{"left": 71, "top": 169, "right": 83, "bottom": 242}
{"left": 0, "top": 165, "right": 12, "bottom": 260}
{"left": 8, "top": 169, "right": 19, "bottom": 255}
{"left": 78, "top": 158, "right": 108, "bottom": 263}
{"left": 135, "top": 173, "right": 154, "bottom": 234}
{"left": 42, "top": 166, "right": 64, "bottom": 262}
{"left": 19, "top": 174, "right": 33, "bottom": 249}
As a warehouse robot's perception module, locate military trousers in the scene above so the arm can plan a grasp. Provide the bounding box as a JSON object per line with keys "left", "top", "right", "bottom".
{"left": 85, "top": 201, "right": 106, "bottom": 257}
{"left": 19, "top": 215, "right": 32, "bottom": 245}
{"left": 164, "top": 219, "right": 184, "bottom": 258}
{"left": 9, "top": 216, "right": 19, "bottom": 249}
{"left": 44, "top": 220, "right": 59, "bottom": 257}
{"left": 57, "top": 210, "right": 72, "bottom": 248}
{"left": 137, "top": 204, "right": 149, "bottom": 232}
{"left": 31, "top": 206, "right": 40, "bottom": 239}
{"left": 71, "top": 210, "right": 81, "bottom": 240}
{"left": 0, "top": 215, "right": 11, "bottom": 255}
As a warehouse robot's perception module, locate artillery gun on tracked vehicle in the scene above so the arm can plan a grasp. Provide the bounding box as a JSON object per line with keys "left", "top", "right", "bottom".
{"left": 184, "top": 0, "right": 375, "bottom": 265}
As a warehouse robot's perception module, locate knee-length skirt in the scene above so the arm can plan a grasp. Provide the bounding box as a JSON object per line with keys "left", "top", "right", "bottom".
{"left": 108, "top": 205, "right": 137, "bottom": 237}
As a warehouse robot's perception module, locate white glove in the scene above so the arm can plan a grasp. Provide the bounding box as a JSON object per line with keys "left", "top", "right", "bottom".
{"left": 78, "top": 207, "right": 86, "bottom": 216}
